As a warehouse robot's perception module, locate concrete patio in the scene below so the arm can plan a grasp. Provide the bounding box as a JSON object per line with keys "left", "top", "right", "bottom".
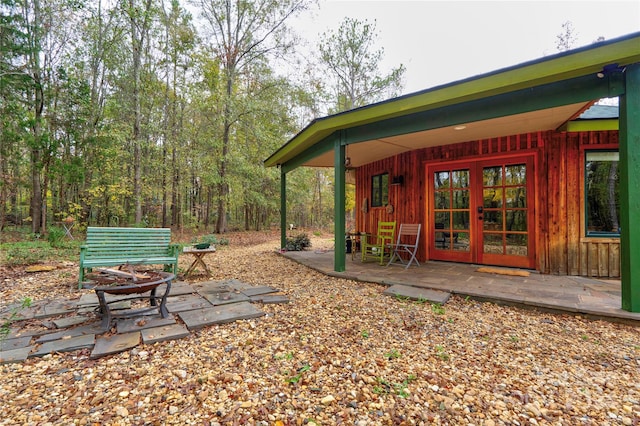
{"left": 282, "top": 249, "right": 640, "bottom": 324}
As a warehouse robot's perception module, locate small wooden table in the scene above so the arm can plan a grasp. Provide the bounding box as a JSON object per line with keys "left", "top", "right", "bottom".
{"left": 182, "top": 246, "right": 216, "bottom": 277}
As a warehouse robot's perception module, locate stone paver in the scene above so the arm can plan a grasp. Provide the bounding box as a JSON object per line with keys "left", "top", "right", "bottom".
{"left": 3, "top": 279, "right": 288, "bottom": 362}
{"left": 165, "top": 294, "right": 212, "bottom": 313}
{"left": 117, "top": 314, "right": 177, "bottom": 334}
{"left": 31, "top": 334, "right": 95, "bottom": 358}
{"left": 202, "top": 291, "right": 250, "bottom": 306}
{"left": 0, "top": 336, "right": 31, "bottom": 351}
{"left": 253, "top": 294, "right": 290, "bottom": 304}
{"left": 240, "top": 286, "right": 280, "bottom": 297}
{"left": 0, "top": 347, "right": 33, "bottom": 364}
{"left": 178, "top": 302, "right": 265, "bottom": 330}
{"left": 141, "top": 324, "right": 190, "bottom": 344}
{"left": 54, "top": 315, "right": 93, "bottom": 329}
{"left": 91, "top": 332, "right": 140, "bottom": 359}
{"left": 383, "top": 285, "right": 451, "bottom": 304}
{"left": 35, "top": 322, "right": 103, "bottom": 343}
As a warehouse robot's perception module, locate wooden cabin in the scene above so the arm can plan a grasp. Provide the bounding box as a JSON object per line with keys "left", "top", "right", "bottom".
{"left": 265, "top": 33, "right": 640, "bottom": 311}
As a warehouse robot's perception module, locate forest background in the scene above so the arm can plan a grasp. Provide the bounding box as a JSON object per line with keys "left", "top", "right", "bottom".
{"left": 0, "top": 0, "right": 407, "bottom": 236}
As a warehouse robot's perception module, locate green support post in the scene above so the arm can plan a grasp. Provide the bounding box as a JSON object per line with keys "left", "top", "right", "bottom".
{"left": 280, "top": 168, "right": 287, "bottom": 251}
{"left": 620, "top": 62, "right": 640, "bottom": 312}
{"left": 334, "top": 133, "right": 346, "bottom": 272}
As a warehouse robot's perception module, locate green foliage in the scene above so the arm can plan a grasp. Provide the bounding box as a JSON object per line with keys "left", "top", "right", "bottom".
{"left": 1, "top": 241, "right": 79, "bottom": 266}
{"left": 285, "top": 364, "right": 310, "bottom": 384}
{"left": 193, "top": 234, "right": 229, "bottom": 246}
{"left": 47, "top": 226, "right": 66, "bottom": 248}
{"left": 434, "top": 345, "right": 450, "bottom": 361}
{"left": 318, "top": 17, "right": 406, "bottom": 112}
{"left": 0, "top": 297, "right": 32, "bottom": 342}
{"left": 384, "top": 348, "right": 402, "bottom": 360}
{"left": 285, "top": 233, "right": 311, "bottom": 251}
{"left": 373, "top": 375, "right": 416, "bottom": 398}
{"left": 431, "top": 303, "right": 446, "bottom": 315}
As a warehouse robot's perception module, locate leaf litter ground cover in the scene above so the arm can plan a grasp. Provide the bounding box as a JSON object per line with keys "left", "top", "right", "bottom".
{"left": 1, "top": 231, "right": 639, "bottom": 425}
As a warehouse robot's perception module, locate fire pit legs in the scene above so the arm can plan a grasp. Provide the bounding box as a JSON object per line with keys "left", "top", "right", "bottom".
{"left": 93, "top": 272, "right": 174, "bottom": 332}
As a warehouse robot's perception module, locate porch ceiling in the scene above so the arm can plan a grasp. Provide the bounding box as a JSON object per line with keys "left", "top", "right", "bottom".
{"left": 303, "top": 102, "right": 590, "bottom": 168}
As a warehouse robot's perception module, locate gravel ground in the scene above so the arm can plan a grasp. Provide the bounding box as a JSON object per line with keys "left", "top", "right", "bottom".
{"left": 1, "top": 232, "right": 640, "bottom": 425}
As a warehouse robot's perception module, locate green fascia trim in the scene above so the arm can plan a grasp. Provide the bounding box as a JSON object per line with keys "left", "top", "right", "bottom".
{"left": 280, "top": 72, "right": 622, "bottom": 171}
{"left": 344, "top": 72, "right": 622, "bottom": 145}
{"left": 281, "top": 132, "right": 336, "bottom": 173}
{"left": 265, "top": 32, "right": 640, "bottom": 168}
{"left": 564, "top": 119, "right": 619, "bottom": 132}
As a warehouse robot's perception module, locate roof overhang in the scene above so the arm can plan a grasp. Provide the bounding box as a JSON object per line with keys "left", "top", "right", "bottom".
{"left": 265, "top": 32, "right": 640, "bottom": 170}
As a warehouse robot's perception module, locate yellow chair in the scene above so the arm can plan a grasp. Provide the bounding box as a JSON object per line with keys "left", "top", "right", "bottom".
{"left": 361, "top": 221, "right": 396, "bottom": 265}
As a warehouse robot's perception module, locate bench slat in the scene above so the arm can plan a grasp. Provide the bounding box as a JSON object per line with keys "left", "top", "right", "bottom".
{"left": 79, "top": 227, "right": 179, "bottom": 288}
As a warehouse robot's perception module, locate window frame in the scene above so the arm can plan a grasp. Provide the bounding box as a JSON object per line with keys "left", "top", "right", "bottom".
{"left": 371, "top": 173, "right": 389, "bottom": 207}
{"left": 584, "top": 150, "right": 620, "bottom": 237}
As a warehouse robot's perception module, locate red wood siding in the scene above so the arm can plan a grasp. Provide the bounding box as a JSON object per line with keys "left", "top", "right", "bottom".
{"left": 354, "top": 130, "right": 620, "bottom": 277}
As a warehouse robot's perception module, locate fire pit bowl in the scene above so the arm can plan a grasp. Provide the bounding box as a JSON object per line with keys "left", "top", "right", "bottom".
{"left": 89, "top": 270, "right": 173, "bottom": 295}
{"left": 90, "top": 270, "right": 174, "bottom": 331}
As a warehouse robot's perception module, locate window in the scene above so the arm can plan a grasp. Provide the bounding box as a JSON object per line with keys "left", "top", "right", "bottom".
{"left": 585, "top": 151, "right": 619, "bottom": 236}
{"left": 371, "top": 173, "right": 389, "bottom": 207}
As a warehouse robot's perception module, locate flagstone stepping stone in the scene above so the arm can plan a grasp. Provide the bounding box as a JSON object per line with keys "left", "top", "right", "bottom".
{"left": 36, "top": 322, "right": 104, "bottom": 343}
{"left": 25, "top": 264, "right": 57, "bottom": 273}
{"left": 202, "top": 291, "right": 250, "bottom": 306}
{"left": 77, "top": 300, "right": 131, "bottom": 314}
{"left": 166, "top": 295, "right": 212, "bottom": 313}
{"left": 91, "top": 332, "right": 140, "bottom": 359}
{"left": 30, "top": 334, "right": 95, "bottom": 358}
{"left": 117, "top": 314, "right": 176, "bottom": 334}
{"left": 77, "top": 293, "right": 99, "bottom": 307}
{"left": 179, "top": 302, "right": 265, "bottom": 330}
{"left": 43, "top": 300, "right": 77, "bottom": 317}
{"left": 198, "top": 279, "right": 253, "bottom": 293}
{"left": 141, "top": 324, "right": 190, "bottom": 344}
{"left": 241, "top": 286, "right": 281, "bottom": 297}
{"left": 0, "top": 346, "right": 33, "bottom": 364}
{"left": 53, "top": 315, "right": 93, "bottom": 329}
{"left": 0, "top": 336, "right": 32, "bottom": 351}
{"left": 252, "top": 294, "right": 290, "bottom": 304}
{"left": 167, "top": 281, "right": 196, "bottom": 296}
{"left": 383, "top": 285, "right": 451, "bottom": 304}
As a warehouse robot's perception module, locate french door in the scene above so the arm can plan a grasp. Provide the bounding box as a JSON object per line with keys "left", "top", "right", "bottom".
{"left": 428, "top": 156, "right": 535, "bottom": 268}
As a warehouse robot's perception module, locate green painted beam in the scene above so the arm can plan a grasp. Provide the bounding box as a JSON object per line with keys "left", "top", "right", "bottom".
{"left": 334, "top": 133, "right": 346, "bottom": 272}
{"left": 281, "top": 134, "right": 334, "bottom": 173}
{"left": 280, "top": 169, "right": 287, "bottom": 250}
{"left": 620, "top": 63, "right": 640, "bottom": 312}
{"left": 564, "top": 119, "right": 618, "bottom": 132}
{"left": 344, "top": 72, "right": 623, "bottom": 145}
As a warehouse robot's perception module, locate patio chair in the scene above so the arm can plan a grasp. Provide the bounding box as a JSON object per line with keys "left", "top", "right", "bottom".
{"left": 387, "top": 223, "right": 421, "bottom": 269}
{"left": 361, "top": 221, "right": 396, "bottom": 265}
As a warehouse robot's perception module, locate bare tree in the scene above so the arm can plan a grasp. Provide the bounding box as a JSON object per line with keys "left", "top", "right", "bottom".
{"left": 195, "top": 0, "right": 311, "bottom": 233}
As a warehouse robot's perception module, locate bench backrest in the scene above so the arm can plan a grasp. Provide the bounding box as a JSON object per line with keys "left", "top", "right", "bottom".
{"left": 83, "top": 227, "right": 173, "bottom": 259}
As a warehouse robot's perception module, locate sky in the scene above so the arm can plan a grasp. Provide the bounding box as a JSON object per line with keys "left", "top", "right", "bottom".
{"left": 291, "top": 0, "right": 640, "bottom": 95}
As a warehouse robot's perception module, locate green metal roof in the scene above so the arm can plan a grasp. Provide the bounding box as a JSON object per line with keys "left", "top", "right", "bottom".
{"left": 265, "top": 31, "right": 640, "bottom": 168}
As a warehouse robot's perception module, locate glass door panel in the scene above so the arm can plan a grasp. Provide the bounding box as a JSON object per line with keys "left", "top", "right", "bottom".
{"left": 430, "top": 166, "right": 472, "bottom": 262}
{"left": 477, "top": 158, "right": 534, "bottom": 268}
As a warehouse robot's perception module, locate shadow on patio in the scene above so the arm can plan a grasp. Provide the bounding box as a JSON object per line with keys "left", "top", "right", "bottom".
{"left": 281, "top": 249, "right": 640, "bottom": 325}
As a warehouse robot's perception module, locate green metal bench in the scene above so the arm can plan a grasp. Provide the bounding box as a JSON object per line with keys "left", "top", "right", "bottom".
{"left": 78, "top": 227, "right": 180, "bottom": 288}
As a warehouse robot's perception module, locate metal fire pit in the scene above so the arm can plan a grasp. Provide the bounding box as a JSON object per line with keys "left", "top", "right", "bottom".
{"left": 91, "top": 271, "right": 174, "bottom": 331}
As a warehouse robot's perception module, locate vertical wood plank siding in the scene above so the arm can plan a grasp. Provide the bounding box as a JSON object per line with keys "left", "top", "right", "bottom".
{"left": 354, "top": 130, "right": 620, "bottom": 277}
